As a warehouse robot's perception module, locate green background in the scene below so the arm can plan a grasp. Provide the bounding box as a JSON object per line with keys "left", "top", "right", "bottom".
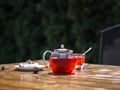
{"left": 0, "top": 0, "right": 120, "bottom": 64}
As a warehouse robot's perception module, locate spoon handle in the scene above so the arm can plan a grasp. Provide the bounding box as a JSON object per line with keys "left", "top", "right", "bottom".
{"left": 82, "top": 47, "right": 92, "bottom": 55}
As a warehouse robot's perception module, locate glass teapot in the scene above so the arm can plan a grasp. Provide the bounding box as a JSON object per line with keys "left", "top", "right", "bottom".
{"left": 42, "top": 44, "right": 76, "bottom": 74}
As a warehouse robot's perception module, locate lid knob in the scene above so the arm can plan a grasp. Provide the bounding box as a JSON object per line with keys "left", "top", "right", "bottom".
{"left": 61, "top": 44, "right": 65, "bottom": 49}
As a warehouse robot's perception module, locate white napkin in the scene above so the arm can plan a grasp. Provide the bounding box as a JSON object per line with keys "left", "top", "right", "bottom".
{"left": 15, "top": 63, "right": 45, "bottom": 71}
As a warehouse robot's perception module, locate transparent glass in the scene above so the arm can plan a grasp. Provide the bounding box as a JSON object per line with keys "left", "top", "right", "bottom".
{"left": 49, "top": 56, "right": 76, "bottom": 74}
{"left": 74, "top": 53, "right": 86, "bottom": 70}
{"left": 43, "top": 50, "right": 76, "bottom": 74}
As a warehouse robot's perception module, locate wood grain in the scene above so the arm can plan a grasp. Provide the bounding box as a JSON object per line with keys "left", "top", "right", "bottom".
{"left": 0, "top": 60, "right": 120, "bottom": 90}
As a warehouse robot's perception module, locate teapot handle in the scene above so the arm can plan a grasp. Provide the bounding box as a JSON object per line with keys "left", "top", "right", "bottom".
{"left": 42, "top": 50, "right": 52, "bottom": 67}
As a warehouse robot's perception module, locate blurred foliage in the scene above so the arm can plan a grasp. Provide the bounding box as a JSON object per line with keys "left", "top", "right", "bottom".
{"left": 0, "top": 0, "right": 120, "bottom": 64}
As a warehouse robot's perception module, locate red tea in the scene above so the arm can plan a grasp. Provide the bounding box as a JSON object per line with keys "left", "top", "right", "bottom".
{"left": 75, "top": 55, "right": 85, "bottom": 65}
{"left": 74, "top": 55, "right": 85, "bottom": 70}
{"left": 49, "top": 56, "right": 76, "bottom": 74}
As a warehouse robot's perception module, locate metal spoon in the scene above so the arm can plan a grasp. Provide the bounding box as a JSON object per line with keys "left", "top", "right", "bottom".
{"left": 82, "top": 47, "right": 92, "bottom": 55}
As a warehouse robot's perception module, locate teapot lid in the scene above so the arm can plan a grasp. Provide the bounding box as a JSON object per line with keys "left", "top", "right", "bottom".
{"left": 54, "top": 44, "right": 73, "bottom": 53}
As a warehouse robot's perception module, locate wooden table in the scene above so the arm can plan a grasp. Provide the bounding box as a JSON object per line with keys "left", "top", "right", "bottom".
{"left": 0, "top": 60, "right": 120, "bottom": 90}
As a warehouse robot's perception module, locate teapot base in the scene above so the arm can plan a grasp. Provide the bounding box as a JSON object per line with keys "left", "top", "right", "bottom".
{"left": 48, "top": 71, "right": 75, "bottom": 75}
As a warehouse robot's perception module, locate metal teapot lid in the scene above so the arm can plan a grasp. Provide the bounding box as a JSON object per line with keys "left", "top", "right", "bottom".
{"left": 54, "top": 44, "right": 73, "bottom": 53}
